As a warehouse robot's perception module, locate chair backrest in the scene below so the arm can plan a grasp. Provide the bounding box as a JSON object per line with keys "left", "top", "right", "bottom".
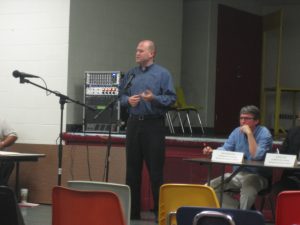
{"left": 276, "top": 190, "right": 300, "bottom": 225}
{"left": 67, "top": 180, "right": 131, "bottom": 225}
{"left": 175, "top": 87, "right": 188, "bottom": 108}
{"left": 52, "top": 186, "right": 126, "bottom": 225}
{"left": 0, "top": 185, "right": 25, "bottom": 225}
{"left": 158, "top": 184, "right": 220, "bottom": 225}
{"left": 176, "top": 206, "right": 265, "bottom": 225}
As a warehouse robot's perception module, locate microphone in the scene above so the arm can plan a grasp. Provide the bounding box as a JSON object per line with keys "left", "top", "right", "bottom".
{"left": 12, "top": 70, "right": 40, "bottom": 78}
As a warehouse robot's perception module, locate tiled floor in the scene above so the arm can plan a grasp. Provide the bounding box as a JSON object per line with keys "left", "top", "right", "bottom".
{"left": 21, "top": 204, "right": 157, "bottom": 225}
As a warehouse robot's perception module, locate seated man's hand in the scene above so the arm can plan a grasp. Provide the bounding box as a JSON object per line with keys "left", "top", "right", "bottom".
{"left": 240, "top": 124, "right": 252, "bottom": 135}
{"left": 203, "top": 146, "right": 213, "bottom": 155}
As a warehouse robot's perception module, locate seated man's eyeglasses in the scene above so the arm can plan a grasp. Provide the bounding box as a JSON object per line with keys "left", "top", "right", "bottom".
{"left": 239, "top": 117, "right": 255, "bottom": 121}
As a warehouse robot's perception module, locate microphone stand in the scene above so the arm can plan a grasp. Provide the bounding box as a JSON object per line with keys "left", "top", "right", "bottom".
{"left": 16, "top": 76, "right": 96, "bottom": 186}
{"left": 94, "top": 74, "right": 134, "bottom": 182}
{"left": 94, "top": 96, "right": 118, "bottom": 182}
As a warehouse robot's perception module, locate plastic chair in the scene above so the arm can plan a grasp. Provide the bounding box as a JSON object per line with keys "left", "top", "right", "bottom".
{"left": 0, "top": 185, "right": 25, "bottom": 225}
{"left": 67, "top": 180, "right": 131, "bottom": 225}
{"left": 166, "top": 87, "right": 204, "bottom": 135}
{"left": 176, "top": 206, "right": 265, "bottom": 225}
{"left": 158, "top": 184, "right": 220, "bottom": 225}
{"left": 52, "top": 186, "right": 126, "bottom": 225}
{"left": 276, "top": 190, "right": 300, "bottom": 225}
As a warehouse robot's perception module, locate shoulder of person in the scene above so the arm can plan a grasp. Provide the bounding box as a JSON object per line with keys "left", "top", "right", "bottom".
{"left": 232, "top": 127, "right": 241, "bottom": 133}
{"left": 126, "top": 67, "right": 139, "bottom": 75}
{"left": 256, "top": 125, "right": 271, "bottom": 132}
{"left": 152, "top": 64, "right": 171, "bottom": 74}
{"left": 253, "top": 126, "right": 273, "bottom": 140}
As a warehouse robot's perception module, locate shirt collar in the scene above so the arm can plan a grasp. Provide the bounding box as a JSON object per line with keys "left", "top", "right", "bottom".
{"left": 140, "top": 63, "right": 154, "bottom": 72}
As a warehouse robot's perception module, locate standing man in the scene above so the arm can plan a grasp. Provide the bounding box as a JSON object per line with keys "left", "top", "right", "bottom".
{"left": 203, "top": 105, "right": 273, "bottom": 209}
{"left": 0, "top": 117, "right": 18, "bottom": 185}
{"left": 120, "top": 40, "right": 176, "bottom": 220}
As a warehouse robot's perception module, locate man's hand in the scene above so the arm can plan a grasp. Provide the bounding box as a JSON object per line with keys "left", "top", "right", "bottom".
{"left": 141, "top": 89, "right": 154, "bottom": 101}
{"left": 128, "top": 95, "right": 141, "bottom": 107}
{"left": 203, "top": 146, "right": 213, "bottom": 155}
{"left": 0, "top": 141, "right": 5, "bottom": 150}
{"left": 240, "top": 124, "right": 257, "bottom": 157}
{"left": 240, "top": 124, "right": 252, "bottom": 135}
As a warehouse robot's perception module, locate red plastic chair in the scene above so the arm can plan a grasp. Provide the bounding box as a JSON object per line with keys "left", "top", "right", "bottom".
{"left": 276, "top": 190, "right": 300, "bottom": 225}
{"left": 52, "top": 186, "right": 126, "bottom": 225}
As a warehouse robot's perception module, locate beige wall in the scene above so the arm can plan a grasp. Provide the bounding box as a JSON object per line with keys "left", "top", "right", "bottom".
{"left": 0, "top": 0, "right": 70, "bottom": 145}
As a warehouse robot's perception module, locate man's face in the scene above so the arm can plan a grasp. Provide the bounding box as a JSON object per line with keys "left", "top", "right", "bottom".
{"left": 135, "top": 42, "right": 154, "bottom": 66}
{"left": 239, "top": 113, "right": 259, "bottom": 130}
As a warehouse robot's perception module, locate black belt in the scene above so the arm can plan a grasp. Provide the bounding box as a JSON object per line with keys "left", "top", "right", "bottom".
{"left": 129, "top": 114, "right": 164, "bottom": 121}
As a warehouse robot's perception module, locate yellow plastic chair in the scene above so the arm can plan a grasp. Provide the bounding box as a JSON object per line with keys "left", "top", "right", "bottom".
{"left": 166, "top": 87, "right": 204, "bottom": 135}
{"left": 158, "top": 184, "right": 220, "bottom": 225}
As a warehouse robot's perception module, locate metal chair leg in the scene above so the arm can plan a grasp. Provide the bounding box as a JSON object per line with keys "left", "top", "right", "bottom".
{"left": 196, "top": 111, "right": 205, "bottom": 134}
{"left": 165, "top": 112, "right": 175, "bottom": 134}
{"left": 177, "top": 111, "right": 185, "bottom": 134}
{"left": 185, "top": 111, "right": 193, "bottom": 135}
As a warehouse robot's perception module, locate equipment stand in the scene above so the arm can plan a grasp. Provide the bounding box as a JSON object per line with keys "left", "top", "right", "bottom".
{"left": 16, "top": 76, "right": 96, "bottom": 185}
{"left": 94, "top": 73, "right": 134, "bottom": 182}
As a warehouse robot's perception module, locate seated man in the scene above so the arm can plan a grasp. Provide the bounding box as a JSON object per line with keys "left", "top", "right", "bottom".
{"left": 271, "top": 113, "right": 300, "bottom": 199}
{"left": 0, "top": 117, "right": 18, "bottom": 185}
{"left": 203, "top": 105, "right": 273, "bottom": 209}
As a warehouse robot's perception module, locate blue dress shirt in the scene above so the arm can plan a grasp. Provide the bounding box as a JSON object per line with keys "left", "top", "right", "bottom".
{"left": 120, "top": 64, "right": 176, "bottom": 116}
{"left": 217, "top": 125, "right": 273, "bottom": 177}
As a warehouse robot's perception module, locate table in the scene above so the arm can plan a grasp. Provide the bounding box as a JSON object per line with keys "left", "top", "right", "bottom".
{"left": 62, "top": 132, "right": 283, "bottom": 210}
{"left": 184, "top": 157, "right": 300, "bottom": 206}
{"left": 0, "top": 152, "right": 46, "bottom": 200}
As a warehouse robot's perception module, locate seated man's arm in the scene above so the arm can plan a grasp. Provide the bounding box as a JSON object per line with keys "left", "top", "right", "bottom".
{"left": 251, "top": 127, "right": 273, "bottom": 160}
{"left": 0, "top": 135, "right": 17, "bottom": 149}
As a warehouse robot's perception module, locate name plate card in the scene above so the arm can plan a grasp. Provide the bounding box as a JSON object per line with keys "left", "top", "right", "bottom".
{"left": 264, "top": 153, "right": 297, "bottom": 168}
{"left": 212, "top": 150, "right": 244, "bottom": 164}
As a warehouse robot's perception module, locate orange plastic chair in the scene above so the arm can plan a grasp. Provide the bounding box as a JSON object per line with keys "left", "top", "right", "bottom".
{"left": 276, "top": 190, "right": 300, "bottom": 225}
{"left": 52, "top": 186, "right": 126, "bottom": 225}
{"left": 158, "top": 184, "right": 220, "bottom": 225}
{"left": 67, "top": 180, "right": 131, "bottom": 225}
